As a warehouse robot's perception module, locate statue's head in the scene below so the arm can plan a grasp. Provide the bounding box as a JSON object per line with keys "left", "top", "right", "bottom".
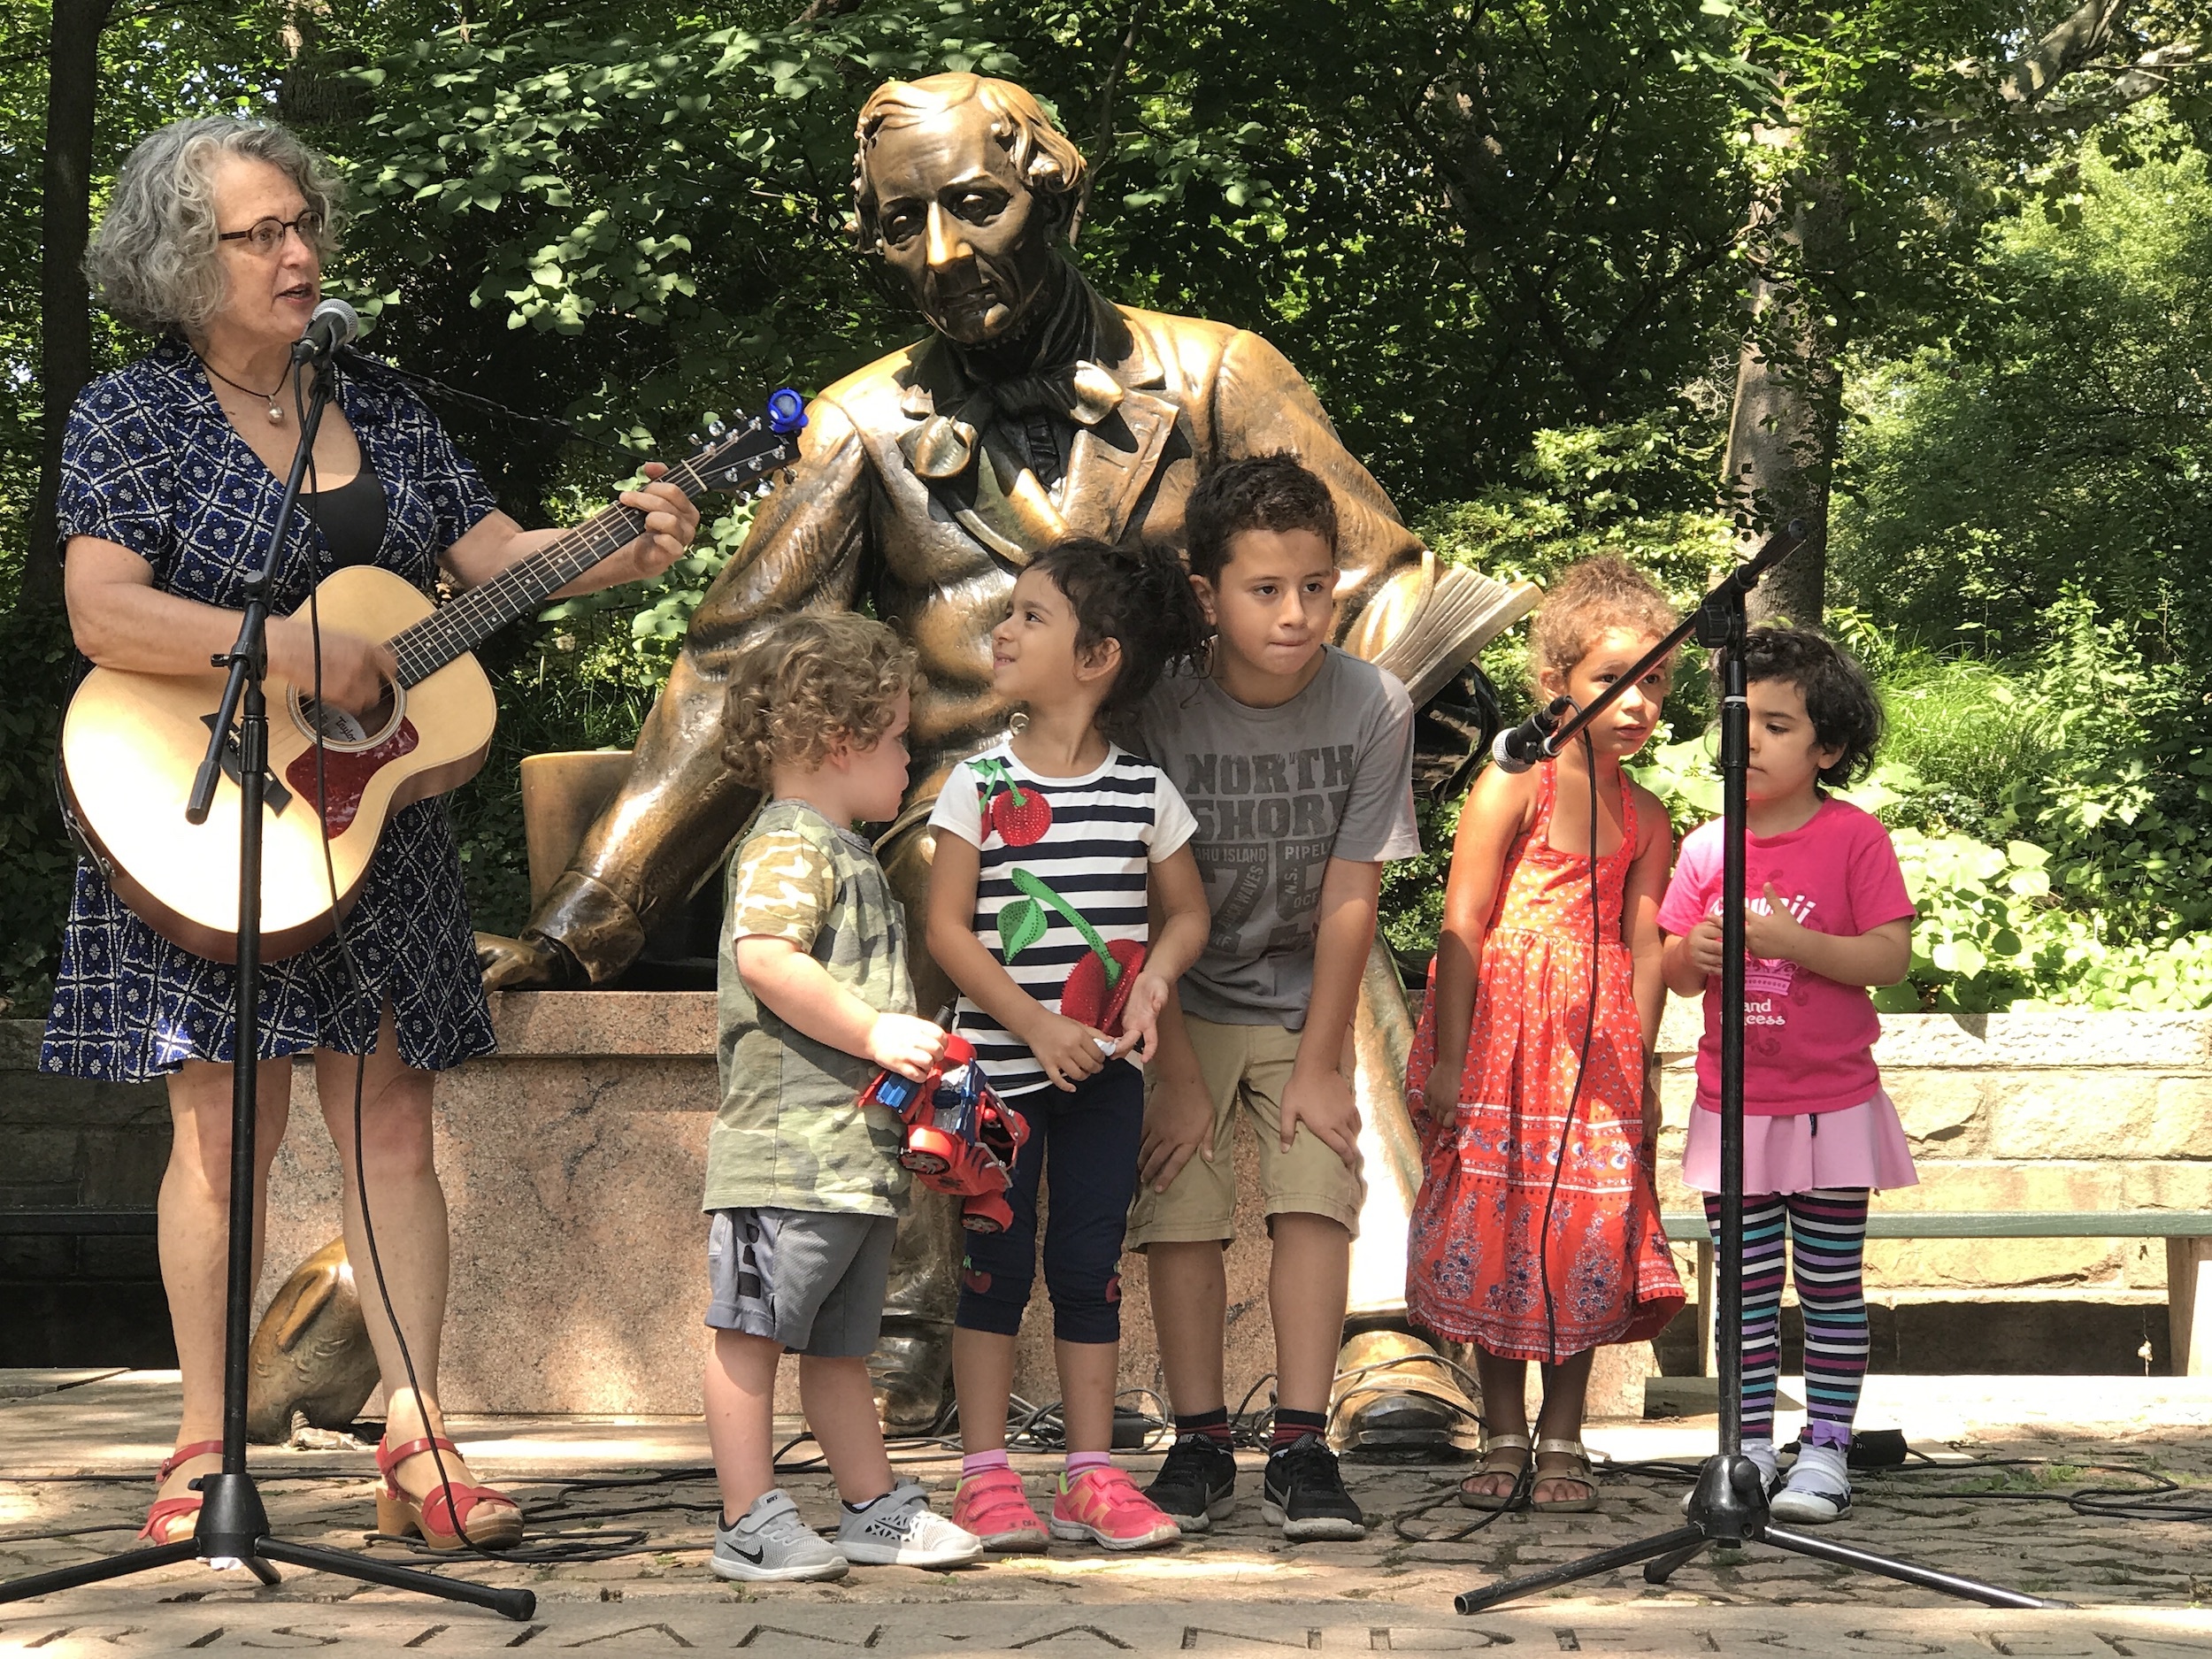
{"left": 853, "top": 73, "right": 1087, "bottom": 349}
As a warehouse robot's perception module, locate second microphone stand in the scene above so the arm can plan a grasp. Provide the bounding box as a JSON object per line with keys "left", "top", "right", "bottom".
{"left": 0, "top": 351, "right": 532, "bottom": 1623}
{"left": 1453, "top": 527, "right": 2055, "bottom": 1614}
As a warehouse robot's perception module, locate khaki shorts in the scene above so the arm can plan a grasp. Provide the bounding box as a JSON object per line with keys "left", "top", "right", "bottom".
{"left": 1125, "top": 1016, "right": 1366, "bottom": 1248}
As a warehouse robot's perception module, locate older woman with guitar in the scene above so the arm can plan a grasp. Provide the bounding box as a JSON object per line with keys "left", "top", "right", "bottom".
{"left": 45, "top": 116, "right": 708, "bottom": 1551}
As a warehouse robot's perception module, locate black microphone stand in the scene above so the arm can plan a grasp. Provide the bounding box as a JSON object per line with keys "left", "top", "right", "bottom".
{"left": 1451, "top": 526, "right": 2055, "bottom": 1614}
{"left": 0, "top": 353, "right": 532, "bottom": 1623}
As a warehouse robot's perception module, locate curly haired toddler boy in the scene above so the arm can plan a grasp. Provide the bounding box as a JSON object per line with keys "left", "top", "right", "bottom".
{"left": 702, "top": 612, "right": 980, "bottom": 1581}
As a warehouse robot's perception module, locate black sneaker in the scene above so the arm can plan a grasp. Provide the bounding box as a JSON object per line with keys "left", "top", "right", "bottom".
{"left": 1262, "top": 1434, "right": 1367, "bottom": 1541}
{"left": 1144, "top": 1433, "right": 1238, "bottom": 1533}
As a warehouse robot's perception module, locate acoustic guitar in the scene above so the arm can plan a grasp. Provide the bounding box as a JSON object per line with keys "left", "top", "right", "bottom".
{"left": 59, "top": 396, "right": 805, "bottom": 962}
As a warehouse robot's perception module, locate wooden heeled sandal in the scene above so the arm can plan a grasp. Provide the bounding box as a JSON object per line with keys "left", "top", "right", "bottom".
{"left": 141, "top": 1439, "right": 225, "bottom": 1542}
{"left": 374, "top": 1433, "right": 526, "bottom": 1550}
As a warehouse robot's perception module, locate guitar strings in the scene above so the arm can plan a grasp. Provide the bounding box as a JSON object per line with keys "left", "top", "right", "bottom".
{"left": 384, "top": 449, "right": 741, "bottom": 687}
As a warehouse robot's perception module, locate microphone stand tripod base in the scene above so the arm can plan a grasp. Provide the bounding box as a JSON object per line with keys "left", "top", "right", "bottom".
{"left": 1453, "top": 1462, "right": 2068, "bottom": 1617}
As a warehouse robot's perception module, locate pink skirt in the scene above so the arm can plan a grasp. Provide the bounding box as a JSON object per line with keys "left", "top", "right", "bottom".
{"left": 1682, "top": 1090, "right": 1918, "bottom": 1196}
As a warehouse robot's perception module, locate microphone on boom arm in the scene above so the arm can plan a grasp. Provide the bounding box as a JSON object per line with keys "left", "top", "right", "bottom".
{"left": 291, "top": 298, "right": 360, "bottom": 365}
{"left": 1491, "top": 695, "right": 1577, "bottom": 775}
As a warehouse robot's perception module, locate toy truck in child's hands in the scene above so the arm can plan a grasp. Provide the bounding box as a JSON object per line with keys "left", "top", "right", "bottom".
{"left": 861, "top": 1034, "right": 1031, "bottom": 1234}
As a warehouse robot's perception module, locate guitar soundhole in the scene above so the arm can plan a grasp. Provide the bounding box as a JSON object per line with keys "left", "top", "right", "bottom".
{"left": 289, "top": 680, "right": 404, "bottom": 752}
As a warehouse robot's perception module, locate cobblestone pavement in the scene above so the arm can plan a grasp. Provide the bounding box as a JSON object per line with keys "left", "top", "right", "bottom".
{"left": 4, "top": 1373, "right": 2210, "bottom": 1655}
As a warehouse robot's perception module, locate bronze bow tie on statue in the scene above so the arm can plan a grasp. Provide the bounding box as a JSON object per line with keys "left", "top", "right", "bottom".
{"left": 899, "top": 361, "right": 1126, "bottom": 480}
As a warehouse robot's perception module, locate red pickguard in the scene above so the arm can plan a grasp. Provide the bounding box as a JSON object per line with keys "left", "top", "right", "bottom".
{"left": 284, "top": 719, "right": 420, "bottom": 836}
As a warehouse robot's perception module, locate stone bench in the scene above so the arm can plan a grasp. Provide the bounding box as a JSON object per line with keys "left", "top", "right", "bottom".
{"left": 1648, "top": 1005, "right": 2212, "bottom": 1379}
{"left": 1661, "top": 1210, "right": 2212, "bottom": 1378}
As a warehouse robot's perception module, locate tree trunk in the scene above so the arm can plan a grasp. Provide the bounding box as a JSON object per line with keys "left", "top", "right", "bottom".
{"left": 277, "top": 1, "right": 372, "bottom": 128}
{"left": 1720, "top": 150, "right": 1848, "bottom": 629}
{"left": 23, "top": 0, "right": 113, "bottom": 618}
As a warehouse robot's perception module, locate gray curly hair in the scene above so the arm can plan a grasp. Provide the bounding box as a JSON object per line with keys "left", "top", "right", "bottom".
{"left": 84, "top": 117, "right": 344, "bottom": 335}
{"left": 852, "top": 73, "right": 1087, "bottom": 249}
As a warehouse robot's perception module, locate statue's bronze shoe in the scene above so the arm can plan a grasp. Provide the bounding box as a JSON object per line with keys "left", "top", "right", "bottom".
{"left": 247, "top": 1237, "right": 379, "bottom": 1445}
{"left": 869, "top": 1322, "right": 955, "bottom": 1435}
{"left": 1329, "top": 1329, "right": 1481, "bottom": 1461}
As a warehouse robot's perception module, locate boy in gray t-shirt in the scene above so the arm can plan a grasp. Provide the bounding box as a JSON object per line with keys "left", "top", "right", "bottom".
{"left": 1128, "top": 456, "right": 1419, "bottom": 1542}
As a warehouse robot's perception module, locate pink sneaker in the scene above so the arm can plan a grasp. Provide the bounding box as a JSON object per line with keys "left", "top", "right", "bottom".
{"left": 953, "top": 1466, "right": 1048, "bottom": 1553}
{"left": 1049, "top": 1465, "right": 1182, "bottom": 1551}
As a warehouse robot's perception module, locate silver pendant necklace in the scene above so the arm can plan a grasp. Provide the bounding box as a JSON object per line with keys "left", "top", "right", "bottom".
{"left": 204, "top": 358, "right": 288, "bottom": 424}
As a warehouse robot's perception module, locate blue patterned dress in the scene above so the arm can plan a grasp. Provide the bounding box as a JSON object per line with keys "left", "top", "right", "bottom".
{"left": 42, "top": 337, "right": 502, "bottom": 1082}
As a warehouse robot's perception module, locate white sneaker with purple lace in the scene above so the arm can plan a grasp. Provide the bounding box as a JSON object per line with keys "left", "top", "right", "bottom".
{"left": 1769, "top": 1443, "right": 1852, "bottom": 1524}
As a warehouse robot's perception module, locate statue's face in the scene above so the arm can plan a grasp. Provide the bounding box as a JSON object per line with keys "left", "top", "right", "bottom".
{"left": 867, "top": 104, "right": 1060, "bottom": 348}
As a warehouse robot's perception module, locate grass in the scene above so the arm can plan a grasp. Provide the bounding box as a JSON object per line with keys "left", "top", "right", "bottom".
{"left": 1877, "top": 651, "right": 2056, "bottom": 841}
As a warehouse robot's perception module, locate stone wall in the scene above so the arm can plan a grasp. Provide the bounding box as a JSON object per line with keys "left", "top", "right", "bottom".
{"left": 1650, "top": 1003, "right": 2212, "bottom": 1374}
{"left": 10, "top": 999, "right": 2210, "bottom": 1407}
{"left": 0, "top": 1023, "right": 173, "bottom": 1368}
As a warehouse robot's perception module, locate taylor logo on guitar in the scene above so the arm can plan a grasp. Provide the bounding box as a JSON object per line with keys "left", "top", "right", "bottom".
{"left": 60, "top": 393, "right": 806, "bottom": 962}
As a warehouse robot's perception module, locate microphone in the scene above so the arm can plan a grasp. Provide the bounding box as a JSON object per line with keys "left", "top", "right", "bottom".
{"left": 1490, "top": 695, "right": 1576, "bottom": 774}
{"left": 291, "top": 298, "right": 359, "bottom": 365}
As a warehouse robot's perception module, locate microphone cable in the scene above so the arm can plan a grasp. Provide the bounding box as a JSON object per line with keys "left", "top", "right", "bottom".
{"left": 1445, "top": 722, "right": 1604, "bottom": 1515}
{"left": 1532, "top": 730, "right": 1602, "bottom": 1377}
{"left": 294, "top": 358, "right": 520, "bottom": 1562}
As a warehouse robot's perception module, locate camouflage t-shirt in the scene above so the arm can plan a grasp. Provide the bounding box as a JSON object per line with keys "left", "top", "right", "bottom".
{"left": 707, "top": 799, "right": 914, "bottom": 1216}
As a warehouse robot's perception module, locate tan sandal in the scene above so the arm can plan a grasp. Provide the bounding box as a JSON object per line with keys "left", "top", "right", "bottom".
{"left": 1457, "top": 1431, "right": 1533, "bottom": 1511}
{"left": 1529, "top": 1437, "right": 1600, "bottom": 1513}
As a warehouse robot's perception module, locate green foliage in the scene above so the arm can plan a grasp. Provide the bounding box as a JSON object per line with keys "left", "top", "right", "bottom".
{"left": 1379, "top": 793, "right": 1459, "bottom": 977}
{"left": 0, "top": 613, "right": 77, "bottom": 1016}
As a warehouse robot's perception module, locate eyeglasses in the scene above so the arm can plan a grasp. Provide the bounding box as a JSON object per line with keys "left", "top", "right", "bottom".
{"left": 216, "top": 211, "right": 325, "bottom": 257}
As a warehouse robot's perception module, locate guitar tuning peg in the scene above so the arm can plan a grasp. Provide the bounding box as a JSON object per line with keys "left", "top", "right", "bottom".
{"left": 781, "top": 468, "right": 796, "bottom": 485}
{"left": 706, "top": 419, "right": 726, "bottom": 438}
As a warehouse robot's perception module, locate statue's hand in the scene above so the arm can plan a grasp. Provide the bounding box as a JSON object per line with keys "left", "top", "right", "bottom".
{"left": 476, "top": 931, "right": 584, "bottom": 993}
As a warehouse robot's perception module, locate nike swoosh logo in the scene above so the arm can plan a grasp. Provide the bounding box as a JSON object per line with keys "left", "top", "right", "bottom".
{"left": 725, "top": 1541, "right": 764, "bottom": 1563}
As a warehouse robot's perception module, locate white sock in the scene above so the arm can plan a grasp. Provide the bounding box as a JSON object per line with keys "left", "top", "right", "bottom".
{"left": 1743, "top": 1439, "right": 1779, "bottom": 1490}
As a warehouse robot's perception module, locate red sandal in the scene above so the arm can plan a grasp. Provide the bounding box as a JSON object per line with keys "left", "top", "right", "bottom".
{"left": 141, "top": 1439, "right": 224, "bottom": 1542}
{"left": 374, "top": 1434, "right": 525, "bottom": 1551}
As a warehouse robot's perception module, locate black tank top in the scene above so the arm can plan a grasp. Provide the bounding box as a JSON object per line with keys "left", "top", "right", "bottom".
{"left": 303, "top": 457, "right": 388, "bottom": 569}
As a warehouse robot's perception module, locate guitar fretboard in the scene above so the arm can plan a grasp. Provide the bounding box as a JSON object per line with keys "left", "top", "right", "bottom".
{"left": 386, "top": 457, "right": 709, "bottom": 689}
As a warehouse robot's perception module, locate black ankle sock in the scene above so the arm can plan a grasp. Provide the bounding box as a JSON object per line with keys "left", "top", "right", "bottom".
{"left": 1175, "top": 1407, "right": 1233, "bottom": 1448}
{"left": 1270, "top": 1408, "right": 1327, "bottom": 1452}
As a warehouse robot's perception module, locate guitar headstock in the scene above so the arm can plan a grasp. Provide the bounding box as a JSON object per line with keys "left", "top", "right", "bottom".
{"left": 681, "top": 389, "right": 807, "bottom": 495}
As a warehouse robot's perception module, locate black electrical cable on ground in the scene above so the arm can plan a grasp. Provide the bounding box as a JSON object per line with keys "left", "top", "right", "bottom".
{"left": 12, "top": 1440, "right": 2203, "bottom": 1562}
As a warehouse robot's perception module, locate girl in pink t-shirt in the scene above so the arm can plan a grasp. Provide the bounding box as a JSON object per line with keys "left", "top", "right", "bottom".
{"left": 1657, "top": 627, "right": 1917, "bottom": 1525}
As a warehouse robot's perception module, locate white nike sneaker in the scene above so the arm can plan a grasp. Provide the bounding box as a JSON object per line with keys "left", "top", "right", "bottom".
{"left": 1769, "top": 1443, "right": 1852, "bottom": 1524}
{"left": 711, "top": 1489, "right": 849, "bottom": 1582}
{"left": 836, "top": 1478, "right": 984, "bottom": 1567}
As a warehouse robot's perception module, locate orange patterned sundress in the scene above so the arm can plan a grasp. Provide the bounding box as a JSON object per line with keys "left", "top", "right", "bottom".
{"left": 1405, "top": 762, "right": 1683, "bottom": 1361}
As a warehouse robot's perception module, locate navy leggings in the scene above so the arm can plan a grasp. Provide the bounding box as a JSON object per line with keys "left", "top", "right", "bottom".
{"left": 956, "top": 1058, "right": 1143, "bottom": 1346}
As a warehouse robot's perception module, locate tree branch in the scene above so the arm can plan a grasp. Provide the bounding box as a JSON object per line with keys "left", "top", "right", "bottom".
{"left": 1996, "top": 0, "right": 2126, "bottom": 104}
{"left": 1072, "top": 0, "right": 1148, "bottom": 241}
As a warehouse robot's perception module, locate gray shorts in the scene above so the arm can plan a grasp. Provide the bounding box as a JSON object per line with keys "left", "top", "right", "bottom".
{"left": 704, "top": 1207, "right": 897, "bottom": 1357}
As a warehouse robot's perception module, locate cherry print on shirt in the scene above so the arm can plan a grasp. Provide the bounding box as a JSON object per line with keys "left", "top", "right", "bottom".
{"left": 1063, "top": 939, "right": 1146, "bottom": 1033}
{"left": 972, "top": 758, "right": 1053, "bottom": 846}
{"left": 997, "top": 867, "right": 1148, "bottom": 1039}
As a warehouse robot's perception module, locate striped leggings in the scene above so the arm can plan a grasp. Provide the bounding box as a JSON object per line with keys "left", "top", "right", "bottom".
{"left": 1701, "top": 1188, "right": 1870, "bottom": 1450}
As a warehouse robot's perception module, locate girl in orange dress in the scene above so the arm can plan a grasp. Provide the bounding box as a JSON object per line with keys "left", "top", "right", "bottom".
{"left": 1405, "top": 558, "right": 1685, "bottom": 1514}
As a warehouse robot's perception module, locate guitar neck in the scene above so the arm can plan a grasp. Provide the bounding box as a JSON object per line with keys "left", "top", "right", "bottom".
{"left": 386, "top": 458, "right": 704, "bottom": 688}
